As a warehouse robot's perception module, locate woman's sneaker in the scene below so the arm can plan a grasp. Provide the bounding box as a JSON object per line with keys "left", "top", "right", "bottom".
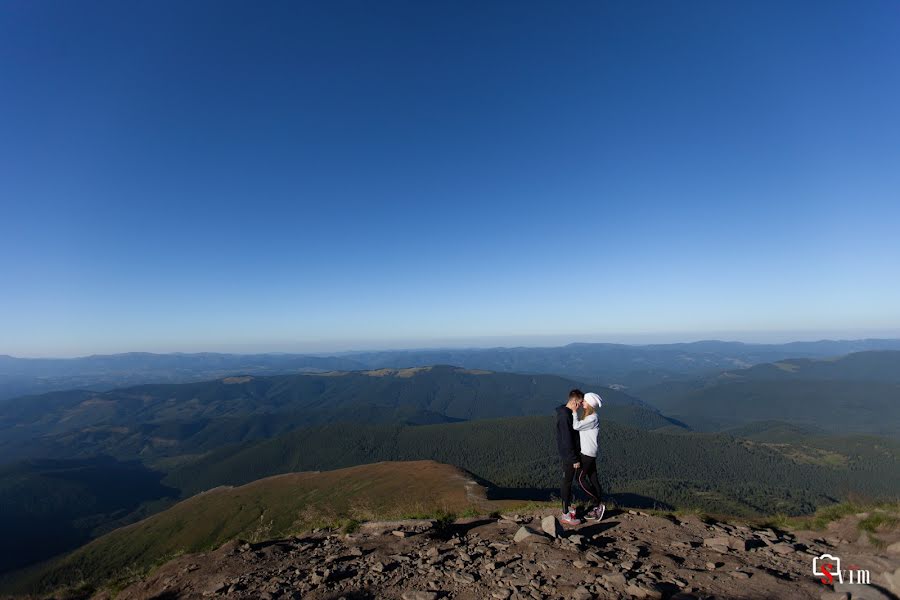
{"left": 586, "top": 504, "right": 606, "bottom": 521}
{"left": 559, "top": 512, "right": 581, "bottom": 526}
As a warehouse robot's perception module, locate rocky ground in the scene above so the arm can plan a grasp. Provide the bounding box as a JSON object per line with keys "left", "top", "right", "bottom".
{"left": 105, "top": 508, "right": 900, "bottom": 600}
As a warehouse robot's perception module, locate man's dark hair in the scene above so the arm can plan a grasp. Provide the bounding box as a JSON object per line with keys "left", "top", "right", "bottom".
{"left": 568, "top": 388, "right": 584, "bottom": 400}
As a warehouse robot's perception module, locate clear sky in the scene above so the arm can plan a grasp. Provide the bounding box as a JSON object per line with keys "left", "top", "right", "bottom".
{"left": 2, "top": 1, "right": 899, "bottom": 357}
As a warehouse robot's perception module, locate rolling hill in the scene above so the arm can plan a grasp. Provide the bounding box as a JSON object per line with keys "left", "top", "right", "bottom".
{"left": 0, "top": 366, "right": 673, "bottom": 465}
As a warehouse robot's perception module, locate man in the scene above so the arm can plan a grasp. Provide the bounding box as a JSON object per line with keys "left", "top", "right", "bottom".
{"left": 556, "top": 388, "right": 584, "bottom": 525}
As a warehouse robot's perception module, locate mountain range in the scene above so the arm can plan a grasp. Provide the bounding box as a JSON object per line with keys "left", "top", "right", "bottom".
{"left": 1, "top": 348, "right": 899, "bottom": 585}
{"left": 4, "top": 338, "right": 900, "bottom": 400}
{"left": 638, "top": 350, "right": 900, "bottom": 434}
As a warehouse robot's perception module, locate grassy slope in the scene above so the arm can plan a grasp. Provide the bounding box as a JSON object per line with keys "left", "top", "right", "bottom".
{"left": 3, "top": 461, "right": 482, "bottom": 595}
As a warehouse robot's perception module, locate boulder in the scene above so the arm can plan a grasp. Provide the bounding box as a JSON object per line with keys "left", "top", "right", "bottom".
{"left": 769, "top": 542, "right": 794, "bottom": 555}
{"left": 401, "top": 592, "right": 438, "bottom": 600}
{"left": 835, "top": 581, "right": 891, "bottom": 599}
{"left": 514, "top": 526, "right": 549, "bottom": 544}
{"left": 572, "top": 586, "right": 593, "bottom": 600}
{"left": 541, "top": 515, "right": 564, "bottom": 538}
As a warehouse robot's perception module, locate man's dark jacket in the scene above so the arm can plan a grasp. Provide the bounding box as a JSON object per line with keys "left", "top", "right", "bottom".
{"left": 555, "top": 404, "right": 580, "bottom": 464}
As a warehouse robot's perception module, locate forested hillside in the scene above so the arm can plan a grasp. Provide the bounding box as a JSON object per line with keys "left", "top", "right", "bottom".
{"left": 166, "top": 416, "right": 900, "bottom": 516}
{"left": 636, "top": 351, "right": 900, "bottom": 434}
{"left": 0, "top": 366, "right": 666, "bottom": 465}
{"left": 0, "top": 458, "right": 176, "bottom": 574}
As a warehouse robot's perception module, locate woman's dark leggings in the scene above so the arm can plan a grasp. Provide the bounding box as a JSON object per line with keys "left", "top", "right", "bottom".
{"left": 578, "top": 453, "right": 602, "bottom": 508}
{"left": 560, "top": 461, "right": 576, "bottom": 512}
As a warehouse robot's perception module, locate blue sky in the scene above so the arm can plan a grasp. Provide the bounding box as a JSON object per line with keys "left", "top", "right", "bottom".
{"left": 2, "top": 1, "right": 899, "bottom": 356}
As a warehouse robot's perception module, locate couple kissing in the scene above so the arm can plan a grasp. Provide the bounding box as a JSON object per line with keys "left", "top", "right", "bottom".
{"left": 555, "top": 388, "right": 605, "bottom": 526}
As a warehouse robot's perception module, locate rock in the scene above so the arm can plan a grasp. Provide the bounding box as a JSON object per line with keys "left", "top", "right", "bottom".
{"left": 572, "top": 586, "right": 593, "bottom": 600}
{"left": 492, "top": 590, "right": 512, "bottom": 600}
{"left": 769, "top": 542, "right": 794, "bottom": 555}
{"left": 453, "top": 572, "right": 476, "bottom": 584}
{"left": 392, "top": 530, "right": 408, "bottom": 538}
{"left": 835, "top": 581, "right": 892, "bottom": 599}
{"left": 883, "top": 566, "right": 900, "bottom": 595}
{"left": 567, "top": 534, "right": 585, "bottom": 545}
{"left": 703, "top": 535, "right": 761, "bottom": 552}
{"left": 819, "top": 593, "right": 850, "bottom": 600}
{"left": 541, "top": 515, "right": 564, "bottom": 538}
{"left": 598, "top": 573, "right": 627, "bottom": 588}
{"left": 202, "top": 581, "right": 228, "bottom": 596}
{"left": 401, "top": 592, "right": 438, "bottom": 600}
{"left": 624, "top": 583, "right": 660, "bottom": 599}
{"left": 514, "top": 526, "right": 549, "bottom": 544}
{"left": 887, "top": 541, "right": 900, "bottom": 554}
{"left": 728, "top": 570, "right": 751, "bottom": 579}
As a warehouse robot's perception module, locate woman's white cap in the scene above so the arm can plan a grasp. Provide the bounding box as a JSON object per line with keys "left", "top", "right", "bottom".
{"left": 584, "top": 392, "right": 602, "bottom": 408}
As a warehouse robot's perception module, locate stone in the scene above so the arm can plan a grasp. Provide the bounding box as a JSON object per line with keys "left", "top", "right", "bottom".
{"left": 835, "top": 581, "right": 891, "bottom": 599}
{"left": 887, "top": 541, "right": 900, "bottom": 554}
{"left": 453, "top": 572, "right": 476, "bottom": 584}
{"left": 541, "top": 515, "right": 564, "bottom": 538}
{"left": 401, "top": 592, "right": 438, "bottom": 600}
{"left": 572, "top": 586, "right": 593, "bottom": 600}
{"left": 728, "top": 570, "right": 751, "bottom": 579}
{"left": 883, "top": 565, "right": 900, "bottom": 595}
{"left": 392, "top": 530, "right": 408, "bottom": 538}
{"left": 598, "top": 573, "right": 627, "bottom": 588}
{"left": 769, "top": 542, "right": 794, "bottom": 555}
{"left": 514, "top": 526, "right": 549, "bottom": 544}
{"left": 819, "top": 593, "right": 850, "bottom": 600}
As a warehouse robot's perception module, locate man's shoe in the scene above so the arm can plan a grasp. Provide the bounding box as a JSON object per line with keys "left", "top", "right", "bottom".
{"left": 559, "top": 512, "right": 581, "bottom": 526}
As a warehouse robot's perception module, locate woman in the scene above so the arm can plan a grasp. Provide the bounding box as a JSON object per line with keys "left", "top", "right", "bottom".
{"left": 573, "top": 392, "right": 605, "bottom": 521}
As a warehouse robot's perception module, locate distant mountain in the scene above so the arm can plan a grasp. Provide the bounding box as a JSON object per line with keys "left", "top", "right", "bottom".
{"left": 340, "top": 339, "right": 900, "bottom": 384}
{"left": 0, "top": 366, "right": 672, "bottom": 465}
{"left": 637, "top": 351, "right": 900, "bottom": 434}
{"left": 4, "top": 339, "right": 900, "bottom": 400}
{"left": 0, "top": 352, "right": 366, "bottom": 401}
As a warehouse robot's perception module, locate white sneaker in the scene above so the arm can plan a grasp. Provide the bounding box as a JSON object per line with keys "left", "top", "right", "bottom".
{"left": 559, "top": 512, "right": 581, "bottom": 526}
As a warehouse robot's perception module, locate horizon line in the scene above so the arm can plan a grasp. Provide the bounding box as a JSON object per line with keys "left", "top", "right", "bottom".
{"left": 4, "top": 332, "right": 900, "bottom": 360}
